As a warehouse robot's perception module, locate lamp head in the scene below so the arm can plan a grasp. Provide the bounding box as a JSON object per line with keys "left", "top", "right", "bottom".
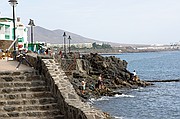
{"left": 68, "top": 35, "right": 71, "bottom": 40}
{"left": 28, "top": 19, "right": 35, "bottom": 26}
{"left": 63, "top": 32, "right": 67, "bottom": 37}
{"left": 8, "top": 0, "right": 18, "bottom": 7}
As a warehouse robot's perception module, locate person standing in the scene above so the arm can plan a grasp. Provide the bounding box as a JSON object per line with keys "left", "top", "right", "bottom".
{"left": 133, "top": 70, "right": 136, "bottom": 77}
{"left": 98, "top": 74, "right": 104, "bottom": 89}
{"left": 81, "top": 80, "right": 86, "bottom": 94}
{"left": 132, "top": 70, "right": 138, "bottom": 81}
{"left": 59, "top": 50, "right": 62, "bottom": 58}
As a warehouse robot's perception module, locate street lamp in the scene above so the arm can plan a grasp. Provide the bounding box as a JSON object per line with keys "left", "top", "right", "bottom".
{"left": 8, "top": 0, "right": 18, "bottom": 51}
{"left": 28, "top": 19, "right": 35, "bottom": 44}
{"left": 63, "top": 32, "right": 67, "bottom": 55}
{"left": 68, "top": 35, "right": 71, "bottom": 53}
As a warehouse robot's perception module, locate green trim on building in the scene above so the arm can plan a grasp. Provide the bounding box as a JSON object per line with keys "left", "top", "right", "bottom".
{"left": 5, "top": 25, "right": 10, "bottom": 27}
{"left": 0, "top": 18, "right": 13, "bottom": 21}
{"left": 5, "top": 35, "right": 10, "bottom": 39}
{"left": 12, "top": 29, "right": 14, "bottom": 39}
{"left": 0, "top": 23, "right": 5, "bottom": 26}
{"left": 18, "top": 37, "right": 24, "bottom": 42}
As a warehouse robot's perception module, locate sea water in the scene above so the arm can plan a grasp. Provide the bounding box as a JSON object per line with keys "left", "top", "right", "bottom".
{"left": 92, "top": 51, "right": 180, "bottom": 119}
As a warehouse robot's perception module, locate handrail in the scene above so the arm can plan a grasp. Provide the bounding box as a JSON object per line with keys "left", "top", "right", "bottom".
{"left": 7, "top": 35, "right": 19, "bottom": 51}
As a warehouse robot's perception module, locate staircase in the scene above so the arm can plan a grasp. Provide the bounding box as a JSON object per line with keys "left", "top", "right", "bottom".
{"left": 0, "top": 70, "right": 64, "bottom": 119}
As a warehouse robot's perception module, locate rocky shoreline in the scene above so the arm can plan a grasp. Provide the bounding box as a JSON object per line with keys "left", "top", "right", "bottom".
{"left": 65, "top": 53, "right": 152, "bottom": 100}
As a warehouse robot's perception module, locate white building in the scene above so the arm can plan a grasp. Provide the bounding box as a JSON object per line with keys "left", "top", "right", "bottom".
{"left": 16, "top": 17, "right": 28, "bottom": 50}
{"left": 0, "top": 17, "right": 13, "bottom": 41}
{"left": 0, "top": 17, "right": 28, "bottom": 50}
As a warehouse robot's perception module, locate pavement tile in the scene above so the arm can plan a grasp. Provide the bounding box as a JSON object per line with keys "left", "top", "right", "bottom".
{"left": 0, "top": 60, "right": 33, "bottom": 72}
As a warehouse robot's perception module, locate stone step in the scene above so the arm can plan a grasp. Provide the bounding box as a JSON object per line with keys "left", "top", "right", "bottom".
{"left": 0, "top": 115, "right": 65, "bottom": 119}
{"left": 0, "top": 92, "right": 53, "bottom": 100}
{"left": 0, "top": 70, "right": 38, "bottom": 77}
{"left": 0, "top": 70, "right": 64, "bottom": 119}
{"left": 0, "top": 81, "right": 47, "bottom": 88}
{"left": 0, "top": 115, "right": 64, "bottom": 119}
{"left": 0, "top": 75, "right": 42, "bottom": 82}
{"left": 0, "top": 98, "right": 58, "bottom": 106}
{"left": 0, "top": 110, "right": 63, "bottom": 118}
{"left": 0, "top": 86, "right": 50, "bottom": 94}
{"left": 0, "top": 103, "right": 59, "bottom": 112}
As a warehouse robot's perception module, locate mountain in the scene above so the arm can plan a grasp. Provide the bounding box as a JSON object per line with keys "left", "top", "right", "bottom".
{"left": 27, "top": 26, "right": 131, "bottom": 47}
{"left": 28, "top": 26, "right": 104, "bottom": 45}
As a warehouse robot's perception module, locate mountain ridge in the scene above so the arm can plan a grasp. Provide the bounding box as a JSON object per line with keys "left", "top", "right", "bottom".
{"left": 27, "top": 26, "right": 127, "bottom": 47}
{"left": 28, "top": 26, "right": 103, "bottom": 44}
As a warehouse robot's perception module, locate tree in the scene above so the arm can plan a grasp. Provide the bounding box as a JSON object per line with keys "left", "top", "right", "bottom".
{"left": 92, "top": 42, "right": 97, "bottom": 49}
{"left": 102, "top": 43, "right": 112, "bottom": 49}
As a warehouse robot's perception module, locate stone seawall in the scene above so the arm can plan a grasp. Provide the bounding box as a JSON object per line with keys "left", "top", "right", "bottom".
{"left": 25, "top": 53, "right": 109, "bottom": 119}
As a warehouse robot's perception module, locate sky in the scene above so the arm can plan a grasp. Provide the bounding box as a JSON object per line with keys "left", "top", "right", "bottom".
{"left": 0, "top": 0, "right": 180, "bottom": 45}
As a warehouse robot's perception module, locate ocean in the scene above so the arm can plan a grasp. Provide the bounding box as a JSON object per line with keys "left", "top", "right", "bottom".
{"left": 91, "top": 51, "right": 180, "bottom": 119}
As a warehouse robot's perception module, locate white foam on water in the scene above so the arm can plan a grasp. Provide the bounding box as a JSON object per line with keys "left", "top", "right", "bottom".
{"left": 89, "top": 96, "right": 110, "bottom": 103}
{"left": 89, "top": 93, "right": 135, "bottom": 103}
{"left": 114, "top": 116, "right": 124, "bottom": 119}
{"left": 96, "top": 96, "right": 110, "bottom": 101}
{"left": 114, "top": 94, "right": 135, "bottom": 98}
{"left": 89, "top": 98, "right": 95, "bottom": 102}
{"left": 133, "top": 87, "right": 144, "bottom": 91}
{"left": 88, "top": 98, "right": 95, "bottom": 104}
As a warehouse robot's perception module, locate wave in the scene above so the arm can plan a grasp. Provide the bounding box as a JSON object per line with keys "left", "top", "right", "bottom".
{"left": 114, "top": 94, "right": 135, "bottom": 98}
{"left": 133, "top": 87, "right": 144, "bottom": 91}
{"left": 96, "top": 96, "right": 110, "bottom": 101}
{"left": 114, "top": 116, "right": 124, "bottom": 119}
{"left": 89, "top": 93, "right": 135, "bottom": 103}
{"left": 89, "top": 96, "right": 110, "bottom": 103}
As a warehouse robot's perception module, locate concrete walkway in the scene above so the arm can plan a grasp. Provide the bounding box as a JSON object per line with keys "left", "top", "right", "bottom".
{"left": 0, "top": 59, "right": 33, "bottom": 72}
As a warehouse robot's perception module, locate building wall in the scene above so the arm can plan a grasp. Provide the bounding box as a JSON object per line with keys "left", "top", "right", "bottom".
{"left": 16, "top": 17, "right": 28, "bottom": 50}
{"left": 0, "top": 17, "right": 28, "bottom": 50}
{"left": 0, "top": 18, "right": 14, "bottom": 41}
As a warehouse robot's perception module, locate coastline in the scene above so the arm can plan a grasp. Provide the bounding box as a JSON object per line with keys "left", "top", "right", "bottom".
{"left": 91, "top": 51, "right": 180, "bottom": 119}
{"left": 64, "top": 53, "right": 152, "bottom": 101}
{"left": 75, "top": 47, "right": 180, "bottom": 56}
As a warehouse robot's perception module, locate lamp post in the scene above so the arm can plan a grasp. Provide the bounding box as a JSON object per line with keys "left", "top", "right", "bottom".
{"left": 28, "top": 19, "right": 35, "bottom": 51}
{"left": 63, "top": 32, "right": 67, "bottom": 55}
{"left": 8, "top": 0, "right": 18, "bottom": 51}
{"left": 68, "top": 35, "right": 71, "bottom": 53}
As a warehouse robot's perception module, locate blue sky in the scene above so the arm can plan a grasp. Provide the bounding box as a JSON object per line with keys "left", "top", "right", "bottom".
{"left": 0, "top": 0, "right": 180, "bottom": 44}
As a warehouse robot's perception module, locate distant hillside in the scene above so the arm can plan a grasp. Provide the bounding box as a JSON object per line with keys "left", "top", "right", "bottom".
{"left": 28, "top": 26, "right": 103, "bottom": 44}
{"left": 27, "top": 26, "right": 129, "bottom": 47}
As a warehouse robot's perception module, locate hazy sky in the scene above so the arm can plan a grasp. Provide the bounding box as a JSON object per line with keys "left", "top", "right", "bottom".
{"left": 0, "top": 0, "right": 180, "bottom": 44}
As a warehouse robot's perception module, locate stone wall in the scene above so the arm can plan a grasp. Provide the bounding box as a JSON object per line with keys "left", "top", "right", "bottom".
{"left": 25, "top": 53, "right": 109, "bottom": 119}
{"left": 0, "top": 40, "right": 13, "bottom": 50}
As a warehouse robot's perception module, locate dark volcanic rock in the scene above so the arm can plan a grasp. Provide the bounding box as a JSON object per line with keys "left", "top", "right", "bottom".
{"left": 81, "top": 53, "right": 132, "bottom": 81}
{"left": 70, "top": 53, "right": 152, "bottom": 99}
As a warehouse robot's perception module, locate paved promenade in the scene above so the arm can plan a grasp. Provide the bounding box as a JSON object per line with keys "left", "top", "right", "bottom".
{"left": 0, "top": 59, "right": 33, "bottom": 72}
